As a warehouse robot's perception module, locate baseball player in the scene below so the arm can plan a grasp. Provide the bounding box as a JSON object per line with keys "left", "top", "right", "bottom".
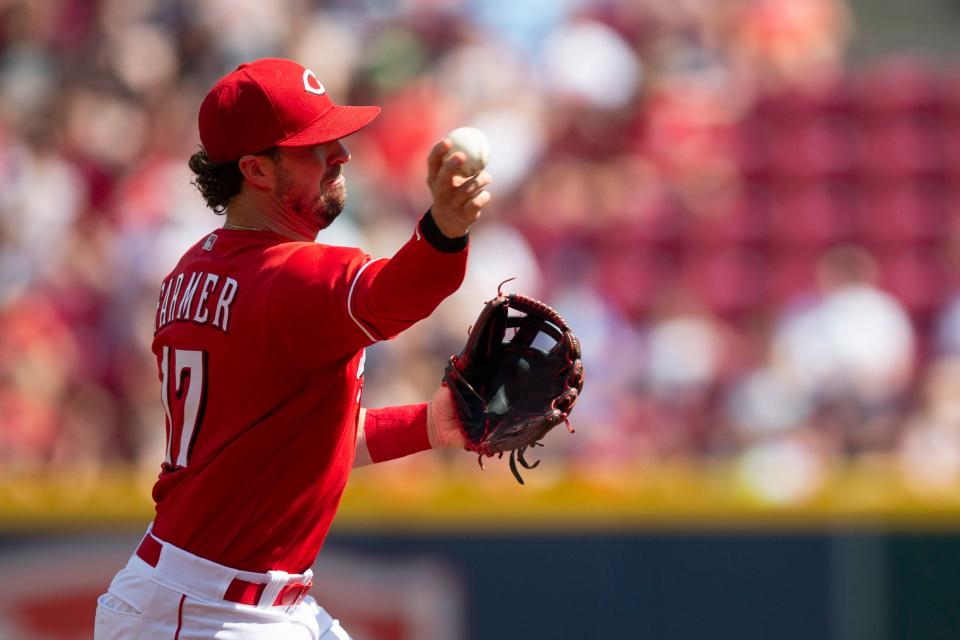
{"left": 94, "top": 58, "right": 490, "bottom": 640}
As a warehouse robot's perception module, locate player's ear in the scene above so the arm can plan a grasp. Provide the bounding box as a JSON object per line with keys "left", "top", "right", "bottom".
{"left": 237, "top": 153, "right": 276, "bottom": 190}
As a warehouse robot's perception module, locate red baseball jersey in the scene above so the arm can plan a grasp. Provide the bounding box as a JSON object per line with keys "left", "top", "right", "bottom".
{"left": 148, "top": 219, "right": 467, "bottom": 573}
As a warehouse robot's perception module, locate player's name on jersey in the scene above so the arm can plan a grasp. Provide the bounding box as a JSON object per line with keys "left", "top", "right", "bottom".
{"left": 155, "top": 270, "right": 239, "bottom": 334}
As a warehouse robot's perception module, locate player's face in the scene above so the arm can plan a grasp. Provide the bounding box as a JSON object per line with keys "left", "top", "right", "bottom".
{"left": 273, "top": 141, "right": 350, "bottom": 230}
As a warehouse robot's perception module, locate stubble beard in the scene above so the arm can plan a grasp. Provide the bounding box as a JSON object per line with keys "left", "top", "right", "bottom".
{"left": 277, "top": 170, "right": 346, "bottom": 231}
{"left": 313, "top": 180, "right": 346, "bottom": 229}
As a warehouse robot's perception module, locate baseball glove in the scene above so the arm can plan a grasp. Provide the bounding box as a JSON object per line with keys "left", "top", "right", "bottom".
{"left": 443, "top": 283, "right": 584, "bottom": 484}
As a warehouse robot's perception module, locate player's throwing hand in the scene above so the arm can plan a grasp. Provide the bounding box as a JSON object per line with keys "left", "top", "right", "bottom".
{"left": 426, "top": 139, "right": 493, "bottom": 239}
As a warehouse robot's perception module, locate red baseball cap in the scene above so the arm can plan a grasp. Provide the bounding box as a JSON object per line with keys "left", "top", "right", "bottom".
{"left": 198, "top": 58, "right": 381, "bottom": 163}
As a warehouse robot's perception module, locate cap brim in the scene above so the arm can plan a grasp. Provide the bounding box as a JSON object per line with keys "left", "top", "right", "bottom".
{"left": 278, "top": 105, "right": 381, "bottom": 148}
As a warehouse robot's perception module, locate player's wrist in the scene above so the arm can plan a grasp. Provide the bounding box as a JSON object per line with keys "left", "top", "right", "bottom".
{"left": 363, "top": 403, "right": 432, "bottom": 463}
{"left": 420, "top": 208, "right": 469, "bottom": 249}
{"left": 427, "top": 385, "right": 466, "bottom": 450}
{"left": 426, "top": 401, "right": 446, "bottom": 449}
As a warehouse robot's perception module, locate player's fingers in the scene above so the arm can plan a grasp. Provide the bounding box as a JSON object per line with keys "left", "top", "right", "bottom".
{"left": 461, "top": 171, "right": 493, "bottom": 192}
{"left": 435, "top": 151, "right": 467, "bottom": 196}
{"left": 427, "top": 139, "right": 452, "bottom": 186}
{"left": 452, "top": 172, "right": 493, "bottom": 205}
{"left": 462, "top": 189, "right": 492, "bottom": 214}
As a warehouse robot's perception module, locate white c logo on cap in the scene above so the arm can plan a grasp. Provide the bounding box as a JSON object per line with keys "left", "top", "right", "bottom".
{"left": 302, "top": 69, "right": 326, "bottom": 96}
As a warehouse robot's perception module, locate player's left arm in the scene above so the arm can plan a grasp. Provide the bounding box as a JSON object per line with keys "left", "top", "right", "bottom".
{"left": 353, "top": 386, "right": 465, "bottom": 468}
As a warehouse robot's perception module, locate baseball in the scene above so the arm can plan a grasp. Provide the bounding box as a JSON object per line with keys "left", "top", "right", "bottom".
{"left": 445, "top": 126, "right": 491, "bottom": 176}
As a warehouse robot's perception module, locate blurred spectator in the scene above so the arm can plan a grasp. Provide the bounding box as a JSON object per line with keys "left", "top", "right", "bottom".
{"left": 935, "top": 292, "right": 960, "bottom": 356}
{"left": 729, "top": 0, "right": 853, "bottom": 90}
{"left": 898, "top": 358, "right": 960, "bottom": 494}
{"left": 769, "top": 245, "right": 915, "bottom": 454}
{"left": 772, "top": 245, "right": 915, "bottom": 407}
{"left": 736, "top": 430, "right": 829, "bottom": 505}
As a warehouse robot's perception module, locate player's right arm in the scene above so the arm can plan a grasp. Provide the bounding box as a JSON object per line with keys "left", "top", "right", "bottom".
{"left": 268, "top": 140, "right": 494, "bottom": 364}
{"left": 338, "top": 141, "right": 492, "bottom": 346}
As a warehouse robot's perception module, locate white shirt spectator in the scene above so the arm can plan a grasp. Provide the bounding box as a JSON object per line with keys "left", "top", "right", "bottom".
{"left": 773, "top": 283, "right": 914, "bottom": 402}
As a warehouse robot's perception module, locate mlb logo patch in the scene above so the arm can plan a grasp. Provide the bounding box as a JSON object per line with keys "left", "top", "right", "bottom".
{"left": 203, "top": 234, "right": 217, "bottom": 251}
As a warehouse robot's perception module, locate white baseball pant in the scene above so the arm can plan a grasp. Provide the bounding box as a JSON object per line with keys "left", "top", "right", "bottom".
{"left": 94, "top": 531, "right": 351, "bottom": 640}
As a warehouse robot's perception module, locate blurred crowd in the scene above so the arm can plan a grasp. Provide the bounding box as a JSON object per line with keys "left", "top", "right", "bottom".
{"left": 3, "top": 0, "right": 960, "bottom": 501}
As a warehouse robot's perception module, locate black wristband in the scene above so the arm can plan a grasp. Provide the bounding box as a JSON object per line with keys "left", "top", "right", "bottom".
{"left": 419, "top": 208, "right": 468, "bottom": 253}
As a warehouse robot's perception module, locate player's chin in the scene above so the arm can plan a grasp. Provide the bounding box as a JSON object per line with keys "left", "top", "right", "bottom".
{"left": 314, "top": 197, "right": 345, "bottom": 229}
{"left": 316, "top": 212, "right": 340, "bottom": 230}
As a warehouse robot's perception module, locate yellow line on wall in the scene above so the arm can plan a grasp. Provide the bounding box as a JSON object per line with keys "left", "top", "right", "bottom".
{"left": 2, "top": 459, "right": 960, "bottom": 532}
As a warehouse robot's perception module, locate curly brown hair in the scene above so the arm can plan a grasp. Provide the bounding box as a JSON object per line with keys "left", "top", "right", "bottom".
{"left": 188, "top": 147, "right": 278, "bottom": 214}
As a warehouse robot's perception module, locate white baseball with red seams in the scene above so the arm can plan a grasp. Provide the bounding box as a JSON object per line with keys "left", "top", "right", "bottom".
{"left": 445, "top": 126, "right": 490, "bottom": 176}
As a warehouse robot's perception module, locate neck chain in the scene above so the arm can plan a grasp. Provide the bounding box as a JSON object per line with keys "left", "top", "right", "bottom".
{"left": 223, "top": 222, "right": 266, "bottom": 232}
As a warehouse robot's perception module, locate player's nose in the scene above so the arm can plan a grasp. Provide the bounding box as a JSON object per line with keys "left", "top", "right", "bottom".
{"left": 328, "top": 140, "right": 350, "bottom": 166}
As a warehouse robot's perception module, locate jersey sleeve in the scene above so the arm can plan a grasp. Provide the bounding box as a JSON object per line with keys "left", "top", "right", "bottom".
{"left": 268, "top": 212, "right": 469, "bottom": 366}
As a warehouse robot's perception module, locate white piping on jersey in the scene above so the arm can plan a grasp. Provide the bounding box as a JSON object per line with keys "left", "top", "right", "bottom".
{"left": 347, "top": 258, "right": 386, "bottom": 342}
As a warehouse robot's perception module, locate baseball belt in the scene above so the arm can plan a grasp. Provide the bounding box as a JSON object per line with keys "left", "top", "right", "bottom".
{"left": 135, "top": 535, "right": 312, "bottom": 608}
